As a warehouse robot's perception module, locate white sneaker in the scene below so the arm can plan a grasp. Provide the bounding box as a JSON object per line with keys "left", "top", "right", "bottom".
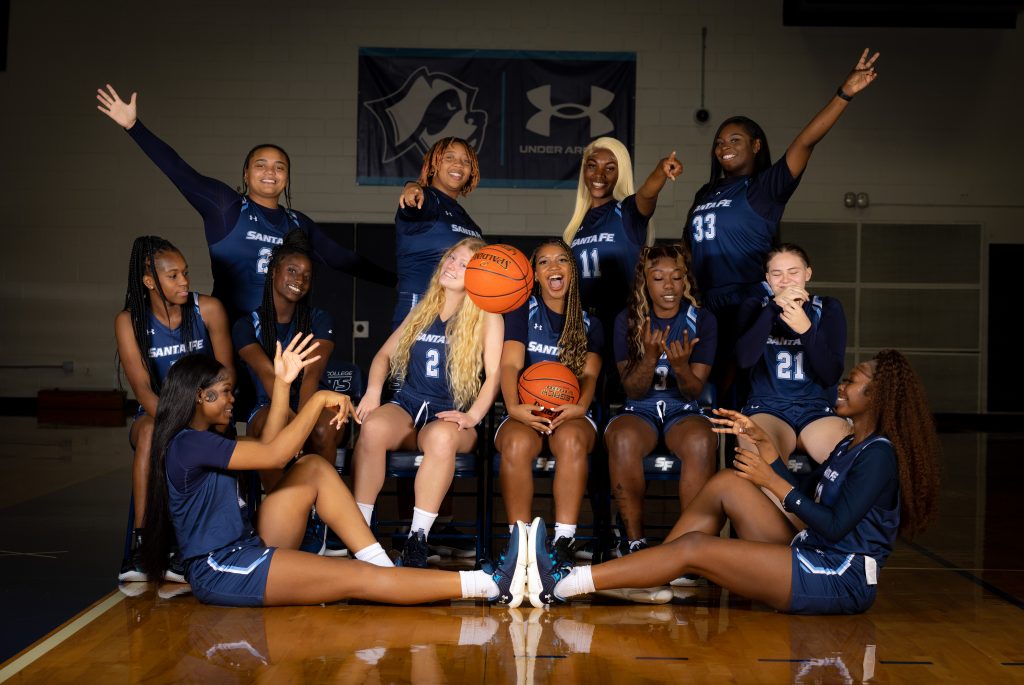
{"left": 594, "top": 586, "right": 673, "bottom": 604}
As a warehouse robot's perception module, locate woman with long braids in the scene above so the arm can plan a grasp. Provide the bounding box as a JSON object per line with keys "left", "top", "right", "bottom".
{"left": 532, "top": 350, "right": 942, "bottom": 615}
{"left": 139, "top": 337, "right": 527, "bottom": 607}
{"left": 352, "top": 238, "right": 504, "bottom": 568}
{"left": 491, "top": 239, "right": 603, "bottom": 606}
{"left": 604, "top": 243, "right": 717, "bottom": 559}
{"left": 233, "top": 231, "right": 340, "bottom": 486}
{"left": 115, "top": 236, "right": 234, "bottom": 582}
{"left": 96, "top": 84, "right": 395, "bottom": 325}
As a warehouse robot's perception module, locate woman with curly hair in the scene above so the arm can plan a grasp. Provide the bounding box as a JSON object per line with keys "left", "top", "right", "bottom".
{"left": 543, "top": 349, "right": 941, "bottom": 615}
{"left": 604, "top": 243, "right": 717, "bottom": 558}
{"left": 352, "top": 238, "right": 504, "bottom": 567}
{"left": 492, "top": 239, "right": 603, "bottom": 604}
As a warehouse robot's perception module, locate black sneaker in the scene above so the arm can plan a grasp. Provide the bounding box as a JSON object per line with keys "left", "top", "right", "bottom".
{"left": 118, "top": 529, "right": 147, "bottom": 582}
{"left": 163, "top": 550, "right": 187, "bottom": 583}
{"left": 428, "top": 523, "right": 478, "bottom": 558}
{"left": 299, "top": 510, "right": 327, "bottom": 555}
{"left": 616, "top": 537, "right": 650, "bottom": 558}
{"left": 397, "top": 529, "right": 430, "bottom": 568}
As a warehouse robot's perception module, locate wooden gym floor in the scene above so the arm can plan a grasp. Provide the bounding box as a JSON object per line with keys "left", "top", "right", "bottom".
{"left": 0, "top": 417, "right": 1021, "bottom": 684}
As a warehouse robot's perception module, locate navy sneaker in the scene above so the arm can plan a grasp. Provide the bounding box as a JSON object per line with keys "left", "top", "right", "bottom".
{"left": 484, "top": 520, "right": 527, "bottom": 608}
{"left": 118, "top": 529, "right": 147, "bottom": 582}
{"left": 163, "top": 549, "right": 187, "bottom": 583}
{"left": 299, "top": 510, "right": 327, "bottom": 555}
{"left": 397, "top": 529, "right": 430, "bottom": 568}
{"left": 428, "top": 523, "right": 478, "bottom": 558}
{"left": 527, "top": 517, "right": 574, "bottom": 608}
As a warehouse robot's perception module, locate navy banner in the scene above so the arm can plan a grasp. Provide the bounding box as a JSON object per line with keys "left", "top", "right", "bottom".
{"left": 357, "top": 48, "right": 636, "bottom": 189}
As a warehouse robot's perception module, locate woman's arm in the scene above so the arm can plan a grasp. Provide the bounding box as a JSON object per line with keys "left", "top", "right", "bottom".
{"left": 619, "top": 317, "right": 664, "bottom": 399}
{"left": 438, "top": 312, "right": 505, "bottom": 429}
{"left": 634, "top": 152, "right": 683, "bottom": 217}
{"left": 798, "top": 298, "right": 846, "bottom": 387}
{"left": 734, "top": 299, "right": 777, "bottom": 369}
{"left": 198, "top": 296, "right": 235, "bottom": 384}
{"left": 237, "top": 343, "right": 277, "bottom": 404}
{"left": 114, "top": 311, "right": 159, "bottom": 417}
{"left": 297, "top": 339, "right": 333, "bottom": 409}
{"left": 784, "top": 49, "right": 880, "bottom": 178}
{"left": 260, "top": 335, "right": 323, "bottom": 443}
{"left": 354, "top": 318, "right": 405, "bottom": 422}
{"left": 547, "top": 351, "right": 602, "bottom": 430}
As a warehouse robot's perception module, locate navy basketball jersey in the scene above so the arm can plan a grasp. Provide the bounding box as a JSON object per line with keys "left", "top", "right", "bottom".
{"left": 395, "top": 186, "right": 482, "bottom": 297}
{"left": 166, "top": 429, "right": 255, "bottom": 560}
{"left": 614, "top": 305, "right": 717, "bottom": 409}
{"left": 748, "top": 296, "right": 833, "bottom": 404}
{"left": 570, "top": 195, "right": 649, "bottom": 324}
{"left": 793, "top": 435, "right": 900, "bottom": 564}
{"left": 521, "top": 296, "right": 597, "bottom": 367}
{"left": 146, "top": 292, "right": 213, "bottom": 384}
{"left": 400, "top": 316, "right": 454, "bottom": 402}
{"left": 209, "top": 198, "right": 301, "bottom": 322}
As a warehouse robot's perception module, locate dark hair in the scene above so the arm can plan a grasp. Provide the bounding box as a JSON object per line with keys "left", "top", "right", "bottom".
{"left": 530, "top": 239, "right": 587, "bottom": 377}
{"left": 241, "top": 143, "right": 292, "bottom": 209}
{"left": 257, "top": 230, "right": 314, "bottom": 384}
{"left": 416, "top": 137, "right": 480, "bottom": 196}
{"left": 624, "top": 243, "right": 700, "bottom": 376}
{"left": 765, "top": 242, "right": 812, "bottom": 271}
{"left": 140, "top": 354, "right": 228, "bottom": 581}
{"left": 119, "top": 236, "right": 198, "bottom": 395}
{"left": 685, "top": 116, "right": 772, "bottom": 224}
{"left": 867, "top": 350, "right": 941, "bottom": 537}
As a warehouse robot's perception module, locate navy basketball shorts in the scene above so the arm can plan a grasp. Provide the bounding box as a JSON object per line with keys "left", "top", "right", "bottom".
{"left": 606, "top": 399, "right": 707, "bottom": 437}
{"left": 188, "top": 540, "right": 276, "bottom": 607}
{"left": 390, "top": 390, "right": 455, "bottom": 430}
{"left": 788, "top": 547, "right": 878, "bottom": 615}
{"left": 742, "top": 399, "right": 837, "bottom": 433}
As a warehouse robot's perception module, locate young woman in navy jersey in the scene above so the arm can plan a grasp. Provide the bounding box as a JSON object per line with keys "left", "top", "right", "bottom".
{"left": 233, "top": 232, "right": 340, "bottom": 485}
{"left": 544, "top": 349, "right": 941, "bottom": 615}
{"left": 492, "top": 238, "right": 603, "bottom": 595}
{"left": 352, "top": 238, "right": 504, "bottom": 567}
{"left": 393, "top": 138, "right": 483, "bottom": 330}
{"left": 140, "top": 338, "right": 521, "bottom": 607}
{"left": 115, "top": 236, "right": 234, "bottom": 581}
{"left": 604, "top": 244, "right": 717, "bottom": 556}
{"left": 563, "top": 139, "right": 682, "bottom": 337}
{"left": 682, "top": 50, "right": 879, "bottom": 400}
{"left": 735, "top": 244, "right": 850, "bottom": 465}
{"left": 96, "top": 85, "right": 395, "bottom": 324}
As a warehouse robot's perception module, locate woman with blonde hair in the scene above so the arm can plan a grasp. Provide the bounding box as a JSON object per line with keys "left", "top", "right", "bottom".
{"left": 352, "top": 238, "right": 504, "bottom": 567}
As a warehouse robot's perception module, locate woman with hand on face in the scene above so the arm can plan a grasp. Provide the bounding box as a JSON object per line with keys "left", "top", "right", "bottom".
{"left": 544, "top": 350, "right": 941, "bottom": 615}
{"left": 492, "top": 239, "right": 603, "bottom": 605}
{"left": 96, "top": 84, "right": 394, "bottom": 325}
{"left": 735, "top": 243, "right": 850, "bottom": 465}
{"left": 604, "top": 244, "right": 717, "bottom": 558}
{"left": 682, "top": 50, "right": 880, "bottom": 401}
{"left": 351, "top": 238, "right": 504, "bottom": 568}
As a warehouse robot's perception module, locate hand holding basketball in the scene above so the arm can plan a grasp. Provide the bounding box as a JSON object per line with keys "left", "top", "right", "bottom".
{"left": 517, "top": 361, "right": 581, "bottom": 427}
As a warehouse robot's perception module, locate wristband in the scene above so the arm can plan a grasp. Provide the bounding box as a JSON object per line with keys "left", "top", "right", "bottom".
{"left": 836, "top": 86, "right": 853, "bottom": 102}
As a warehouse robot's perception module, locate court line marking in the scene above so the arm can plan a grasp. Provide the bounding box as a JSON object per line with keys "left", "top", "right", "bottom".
{"left": 880, "top": 660, "right": 933, "bottom": 665}
{"left": 636, "top": 656, "right": 689, "bottom": 661}
{"left": 0, "top": 591, "right": 124, "bottom": 683}
{"left": 903, "top": 540, "right": 1024, "bottom": 610}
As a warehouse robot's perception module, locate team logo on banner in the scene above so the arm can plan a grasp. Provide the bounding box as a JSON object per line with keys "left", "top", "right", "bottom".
{"left": 363, "top": 67, "right": 488, "bottom": 162}
{"left": 358, "top": 48, "right": 635, "bottom": 188}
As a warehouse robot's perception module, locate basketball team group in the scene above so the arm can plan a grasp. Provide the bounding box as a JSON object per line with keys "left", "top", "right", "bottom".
{"left": 97, "top": 48, "right": 942, "bottom": 615}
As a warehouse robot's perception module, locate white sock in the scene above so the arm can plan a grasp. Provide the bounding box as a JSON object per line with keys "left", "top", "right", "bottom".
{"left": 459, "top": 569, "right": 499, "bottom": 599}
{"left": 354, "top": 542, "right": 393, "bottom": 567}
{"left": 553, "top": 618, "right": 595, "bottom": 653}
{"left": 355, "top": 647, "right": 386, "bottom": 665}
{"left": 357, "top": 502, "right": 374, "bottom": 527}
{"left": 553, "top": 565, "right": 595, "bottom": 599}
{"left": 410, "top": 507, "right": 438, "bottom": 538}
{"left": 553, "top": 522, "right": 577, "bottom": 542}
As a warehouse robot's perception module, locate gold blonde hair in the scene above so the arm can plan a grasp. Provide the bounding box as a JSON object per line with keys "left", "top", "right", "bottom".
{"left": 562, "top": 137, "right": 651, "bottom": 246}
{"left": 389, "top": 238, "right": 488, "bottom": 409}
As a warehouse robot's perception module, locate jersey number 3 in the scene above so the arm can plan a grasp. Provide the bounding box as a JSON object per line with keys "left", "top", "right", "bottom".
{"left": 257, "top": 247, "right": 274, "bottom": 275}
{"left": 691, "top": 213, "right": 717, "bottom": 242}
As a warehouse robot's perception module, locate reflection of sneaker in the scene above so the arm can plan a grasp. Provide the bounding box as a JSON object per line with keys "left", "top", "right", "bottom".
{"left": 118, "top": 582, "right": 149, "bottom": 598}
{"left": 595, "top": 586, "right": 673, "bottom": 604}
{"left": 428, "top": 523, "right": 477, "bottom": 558}
{"left": 670, "top": 574, "right": 703, "bottom": 587}
{"left": 163, "top": 551, "right": 187, "bottom": 583}
{"left": 157, "top": 583, "right": 192, "bottom": 600}
{"left": 526, "top": 517, "right": 574, "bottom": 608}
{"left": 397, "top": 529, "right": 430, "bottom": 568}
{"left": 485, "top": 520, "right": 527, "bottom": 607}
{"left": 553, "top": 617, "right": 595, "bottom": 654}
{"left": 299, "top": 511, "right": 327, "bottom": 555}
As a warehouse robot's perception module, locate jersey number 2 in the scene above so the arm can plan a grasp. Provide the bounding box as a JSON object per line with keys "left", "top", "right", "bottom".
{"left": 257, "top": 247, "right": 273, "bottom": 275}
{"left": 425, "top": 348, "right": 441, "bottom": 378}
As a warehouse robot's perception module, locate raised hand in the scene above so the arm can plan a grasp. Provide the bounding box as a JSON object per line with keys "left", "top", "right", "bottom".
{"left": 96, "top": 84, "right": 138, "bottom": 129}
{"left": 399, "top": 181, "right": 425, "bottom": 209}
{"left": 839, "top": 49, "right": 880, "bottom": 98}
{"left": 642, "top": 318, "right": 667, "bottom": 361}
{"left": 778, "top": 297, "right": 812, "bottom": 334}
{"left": 274, "top": 333, "right": 321, "bottom": 384}
{"left": 773, "top": 285, "right": 808, "bottom": 308}
{"left": 664, "top": 329, "right": 698, "bottom": 375}
{"left": 709, "top": 408, "right": 771, "bottom": 444}
{"left": 660, "top": 151, "right": 683, "bottom": 181}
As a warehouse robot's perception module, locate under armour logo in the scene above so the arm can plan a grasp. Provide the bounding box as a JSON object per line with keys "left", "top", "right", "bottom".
{"left": 249, "top": 214, "right": 258, "bottom": 222}
{"left": 525, "top": 85, "right": 614, "bottom": 137}
{"left": 147, "top": 329, "right": 156, "bottom": 336}
{"left": 533, "top": 323, "right": 543, "bottom": 331}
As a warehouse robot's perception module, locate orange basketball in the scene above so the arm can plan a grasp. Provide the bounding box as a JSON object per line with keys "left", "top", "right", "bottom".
{"left": 517, "top": 361, "right": 580, "bottom": 417}
{"left": 464, "top": 244, "right": 534, "bottom": 314}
